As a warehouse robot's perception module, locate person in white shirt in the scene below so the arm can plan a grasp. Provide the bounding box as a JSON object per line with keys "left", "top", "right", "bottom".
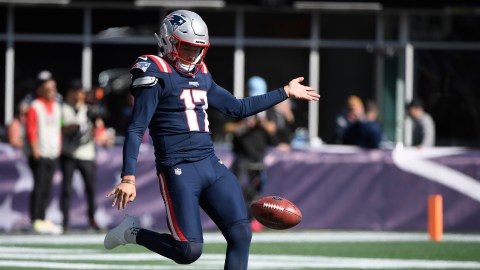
{"left": 26, "top": 75, "right": 63, "bottom": 235}
{"left": 60, "top": 80, "right": 99, "bottom": 232}
{"left": 406, "top": 98, "right": 436, "bottom": 147}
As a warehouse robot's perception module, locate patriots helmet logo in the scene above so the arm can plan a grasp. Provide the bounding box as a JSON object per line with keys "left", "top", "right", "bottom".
{"left": 167, "top": 14, "right": 187, "bottom": 32}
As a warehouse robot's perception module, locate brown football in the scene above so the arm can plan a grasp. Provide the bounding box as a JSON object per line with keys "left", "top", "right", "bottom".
{"left": 250, "top": 196, "right": 302, "bottom": 230}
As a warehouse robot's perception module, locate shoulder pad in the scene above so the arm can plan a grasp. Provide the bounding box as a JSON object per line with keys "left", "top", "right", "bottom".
{"left": 132, "top": 76, "right": 158, "bottom": 88}
{"left": 146, "top": 55, "right": 173, "bottom": 73}
{"left": 130, "top": 55, "right": 172, "bottom": 80}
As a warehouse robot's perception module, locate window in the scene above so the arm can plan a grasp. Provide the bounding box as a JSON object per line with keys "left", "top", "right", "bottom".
{"left": 245, "top": 47, "right": 310, "bottom": 129}
{"left": 320, "top": 13, "right": 376, "bottom": 40}
{"left": 319, "top": 48, "right": 375, "bottom": 143}
{"left": 410, "top": 13, "right": 480, "bottom": 42}
{"left": 245, "top": 11, "right": 310, "bottom": 38}
{"left": 383, "top": 13, "right": 399, "bottom": 41}
{"left": 201, "top": 10, "right": 235, "bottom": 37}
{"left": 450, "top": 15, "right": 480, "bottom": 42}
{"left": 415, "top": 50, "right": 480, "bottom": 147}
{"left": 14, "top": 42, "right": 82, "bottom": 104}
{"left": 15, "top": 7, "right": 83, "bottom": 34}
{"left": 92, "top": 8, "right": 159, "bottom": 37}
{"left": 0, "top": 6, "right": 6, "bottom": 33}
{"left": 410, "top": 14, "right": 448, "bottom": 41}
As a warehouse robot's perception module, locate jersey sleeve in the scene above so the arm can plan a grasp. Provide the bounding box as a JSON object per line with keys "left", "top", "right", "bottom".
{"left": 207, "top": 81, "right": 288, "bottom": 119}
{"left": 121, "top": 82, "right": 161, "bottom": 177}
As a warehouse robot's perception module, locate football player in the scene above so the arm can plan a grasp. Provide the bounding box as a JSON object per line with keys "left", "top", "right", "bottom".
{"left": 104, "top": 9, "right": 319, "bottom": 270}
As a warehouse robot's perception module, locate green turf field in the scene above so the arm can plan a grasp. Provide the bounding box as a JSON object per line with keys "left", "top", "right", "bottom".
{"left": 0, "top": 231, "right": 479, "bottom": 269}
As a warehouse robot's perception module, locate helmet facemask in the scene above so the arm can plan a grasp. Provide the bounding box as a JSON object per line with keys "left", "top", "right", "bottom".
{"left": 170, "top": 35, "right": 209, "bottom": 75}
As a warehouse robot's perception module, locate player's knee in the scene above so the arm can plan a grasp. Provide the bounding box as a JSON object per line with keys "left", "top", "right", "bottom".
{"left": 175, "top": 241, "right": 203, "bottom": 264}
{"left": 226, "top": 221, "right": 252, "bottom": 248}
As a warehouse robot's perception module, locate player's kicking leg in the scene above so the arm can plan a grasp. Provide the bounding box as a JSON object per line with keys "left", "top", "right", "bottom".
{"left": 104, "top": 162, "right": 205, "bottom": 265}
{"left": 104, "top": 213, "right": 202, "bottom": 264}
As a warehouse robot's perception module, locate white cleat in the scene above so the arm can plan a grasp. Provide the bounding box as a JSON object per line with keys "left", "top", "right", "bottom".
{"left": 104, "top": 214, "right": 140, "bottom": 250}
{"left": 33, "top": 219, "right": 63, "bottom": 235}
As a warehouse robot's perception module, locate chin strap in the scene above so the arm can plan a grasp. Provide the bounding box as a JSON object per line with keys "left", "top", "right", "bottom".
{"left": 177, "top": 62, "right": 195, "bottom": 73}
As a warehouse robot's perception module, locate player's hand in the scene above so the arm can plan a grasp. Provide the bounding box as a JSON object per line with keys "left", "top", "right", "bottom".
{"left": 284, "top": 77, "right": 320, "bottom": 101}
{"left": 106, "top": 177, "right": 137, "bottom": 210}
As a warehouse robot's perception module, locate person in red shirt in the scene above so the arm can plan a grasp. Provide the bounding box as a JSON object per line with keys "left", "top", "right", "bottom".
{"left": 25, "top": 76, "right": 63, "bottom": 235}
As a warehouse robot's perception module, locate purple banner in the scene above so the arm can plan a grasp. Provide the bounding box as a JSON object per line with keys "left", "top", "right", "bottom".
{"left": 0, "top": 143, "right": 479, "bottom": 232}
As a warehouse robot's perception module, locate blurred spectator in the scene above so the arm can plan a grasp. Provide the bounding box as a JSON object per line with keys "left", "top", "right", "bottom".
{"left": 60, "top": 80, "right": 100, "bottom": 232}
{"left": 342, "top": 99, "right": 383, "bottom": 149}
{"left": 25, "top": 74, "right": 63, "bottom": 235}
{"left": 331, "top": 95, "right": 365, "bottom": 144}
{"left": 267, "top": 99, "right": 295, "bottom": 152}
{"left": 94, "top": 118, "right": 115, "bottom": 147}
{"left": 0, "top": 125, "right": 6, "bottom": 143}
{"left": 14, "top": 70, "right": 63, "bottom": 149}
{"left": 406, "top": 98, "right": 436, "bottom": 147}
{"left": 224, "top": 76, "right": 276, "bottom": 232}
{"left": 7, "top": 102, "right": 29, "bottom": 149}
{"left": 84, "top": 87, "right": 115, "bottom": 147}
{"left": 365, "top": 100, "right": 379, "bottom": 122}
{"left": 207, "top": 108, "right": 229, "bottom": 143}
{"left": 20, "top": 70, "right": 63, "bottom": 107}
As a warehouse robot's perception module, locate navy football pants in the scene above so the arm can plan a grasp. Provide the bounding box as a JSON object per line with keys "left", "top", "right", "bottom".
{"left": 136, "top": 154, "right": 252, "bottom": 270}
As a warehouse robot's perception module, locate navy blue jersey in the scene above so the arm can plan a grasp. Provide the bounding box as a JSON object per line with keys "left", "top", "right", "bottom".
{"left": 122, "top": 55, "right": 288, "bottom": 176}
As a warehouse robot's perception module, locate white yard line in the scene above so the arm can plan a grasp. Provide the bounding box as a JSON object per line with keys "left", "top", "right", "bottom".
{"left": 0, "top": 261, "right": 173, "bottom": 270}
{"left": 0, "top": 253, "right": 480, "bottom": 269}
{"left": 0, "top": 231, "right": 480, "bottom": 245}
{"left": 0, "top": 246, "right": 97, "bottom": 254}
{"left": 1, "top": 232, "right": 480, "bottom": 269}
{"left": 1, "top": 231, "right": 480, "bottom": 245}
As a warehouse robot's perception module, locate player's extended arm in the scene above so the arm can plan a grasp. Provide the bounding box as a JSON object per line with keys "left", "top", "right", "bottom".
{"left": 209, "top": 77, "right": 319, "bottom": 119}
{"left": 208, "top": 83, "right": 284, "bottom": 118}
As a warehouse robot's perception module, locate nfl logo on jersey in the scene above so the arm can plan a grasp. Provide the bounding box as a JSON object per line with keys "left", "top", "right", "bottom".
{"left": 174, "top": 168, "right": 182, "bottom": 175}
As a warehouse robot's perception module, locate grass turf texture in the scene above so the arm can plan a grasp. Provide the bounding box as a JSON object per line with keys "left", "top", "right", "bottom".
{"left": 0, "top": 231, "right": 479, "bottom": 269}
{"left": 15, "top": 241, "right": 480, "bottom": 261}
{"left": 114, "top": 241, "right": 480, "bottom": 262}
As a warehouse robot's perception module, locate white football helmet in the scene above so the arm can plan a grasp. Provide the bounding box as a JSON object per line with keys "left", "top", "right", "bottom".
{"left": 155, "top": 10, "right": 210, "bottom": 75}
